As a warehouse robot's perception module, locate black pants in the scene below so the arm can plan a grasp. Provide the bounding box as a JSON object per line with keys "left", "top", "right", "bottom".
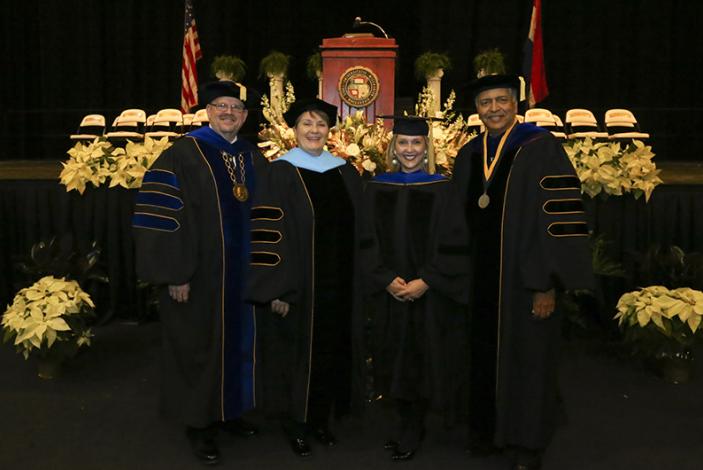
{"left": 395, "top": 398, "right": 427, "bottom": 450}
{"left": 468, "top": 307, "right": 498, "bottom": 441}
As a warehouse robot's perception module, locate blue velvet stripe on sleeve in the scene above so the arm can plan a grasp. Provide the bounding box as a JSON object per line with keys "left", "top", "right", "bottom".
{"left": 132, "top": 213, "right": 180, "bottom": 232}
{"left": 136, "top": 191, "right": 184, "bottom": 210}
{"left": 142, "top": 169, "right": 180, "bottom": 189}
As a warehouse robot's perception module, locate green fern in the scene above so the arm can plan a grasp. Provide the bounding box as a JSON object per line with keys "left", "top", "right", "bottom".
{"left": 306, "top": 52, "right": 322, "bottom": 80}
{"left": 259, "top": 50, "right": 291, "bottom": 77}
{"left": 473, "top": 49, "right": 506, "bottom": 77}
{"left": 414, "top": 52, "right": 451, "bottom": 80}
{"left": 211, "top": 55, "right": 246, "bottom": 82}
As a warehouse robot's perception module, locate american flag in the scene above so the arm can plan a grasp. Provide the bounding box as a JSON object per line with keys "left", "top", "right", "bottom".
{"left": 522, "top": 0, "right": 549, "bottom": 107}
{"left": 180, "top": 0, "right": 202, "bottom": 112}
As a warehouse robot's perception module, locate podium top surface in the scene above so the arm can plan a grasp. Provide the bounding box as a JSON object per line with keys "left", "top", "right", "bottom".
{"left": 321, "top": 36, "right": 398, "bottom": 49}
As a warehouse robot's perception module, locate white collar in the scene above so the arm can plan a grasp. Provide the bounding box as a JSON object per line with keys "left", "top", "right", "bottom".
{"left": 276, "top": 147, "right": 346, "bottom": 173}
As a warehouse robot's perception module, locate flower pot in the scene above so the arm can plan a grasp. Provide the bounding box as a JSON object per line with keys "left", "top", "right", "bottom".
{"left": 37, "top": 356, "right": 63, "bottom": 379}
{"left": 649, "top": 347, "right": 694, "bottom": 384}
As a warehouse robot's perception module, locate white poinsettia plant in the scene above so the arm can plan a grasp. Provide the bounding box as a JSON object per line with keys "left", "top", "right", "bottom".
{"left": 563, "top": 137, "right": 662, "bottom": 202}
{"left": 60, "top": 136, "right": 171, "bottom": 194}
{"left": 414, "top": 87, "right": 476, "bottom": 176}
{"left": 2, "top": 276, "right": 95, "bottom": 359}
{"left": 614, "top": 286, "right": 703, "bottom": 351}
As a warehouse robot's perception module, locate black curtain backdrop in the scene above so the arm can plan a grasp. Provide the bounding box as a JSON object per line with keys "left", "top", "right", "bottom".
{"left": 1, "top": 0, "right": 701, "bottom": 162}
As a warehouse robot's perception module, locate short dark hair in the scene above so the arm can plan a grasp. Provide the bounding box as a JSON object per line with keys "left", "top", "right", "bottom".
{"left": 294, "top": 109, "right": 330, "bottom": 127}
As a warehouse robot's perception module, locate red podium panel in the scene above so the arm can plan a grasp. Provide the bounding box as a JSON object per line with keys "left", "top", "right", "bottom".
{"left": 320, "top": 36, "right": 397, "bottom": 126}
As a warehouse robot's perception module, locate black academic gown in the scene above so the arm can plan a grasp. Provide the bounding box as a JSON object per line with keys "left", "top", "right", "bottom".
{"left": 132, "top": 129, "right": 264, "bottom": 428}
{"left": 449, "top": 123, "right": 593, "bottom": 449}
{"left": 246, "top": 157, "right": 365, "bottom": 425}
{"left": 363, "top": 171, "right": 469, "bottom": 422}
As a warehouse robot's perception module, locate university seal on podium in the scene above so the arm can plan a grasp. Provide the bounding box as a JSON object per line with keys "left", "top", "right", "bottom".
{"left": 338, "top": 66, "right": 380, "bottom": 107}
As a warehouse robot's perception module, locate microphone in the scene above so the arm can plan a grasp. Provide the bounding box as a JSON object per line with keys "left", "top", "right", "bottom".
{"left": 352, "top": 16, "right": 389, "bottom": 39}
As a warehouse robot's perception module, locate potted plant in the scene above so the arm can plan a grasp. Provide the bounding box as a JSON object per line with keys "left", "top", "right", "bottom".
{"left": 414, "top": 52, "right": 451, "bottom": 115}
{"left": 306, "top": 52, "right": 322, "bottom": 98}
{"left": 472, "top": 48, "right": 506, "bottom": 78}
{"left": 563, "top": 137, "right": 661, "bottom": 202}
{"left": 211, "top": 55, "right": 247, "bottom": 83}
{"left": 2, "top": 275, "right": 95, "bottom": 378}
{"left": 614, "top": 285, "right": 703, "bottom": 383}
{"left": 260, "top": 51, "right": 291, "bottom": 111}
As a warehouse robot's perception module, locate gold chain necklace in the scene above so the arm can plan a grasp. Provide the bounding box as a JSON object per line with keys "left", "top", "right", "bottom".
{"left": 220, "top": 151, "right": 248, "bottom": 202}
{"left": 477, "top": 118, "right": 518, "bottom": 209}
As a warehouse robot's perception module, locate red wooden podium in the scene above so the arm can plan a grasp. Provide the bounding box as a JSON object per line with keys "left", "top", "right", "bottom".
{"left": 320, "top": 35, "right": 397, "bottom": 126}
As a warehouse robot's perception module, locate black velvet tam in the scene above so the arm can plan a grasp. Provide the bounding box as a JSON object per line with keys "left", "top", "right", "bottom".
{"left": 467, "top": 74, "right": 521, "bottom": 100}
{"left": 283, "top": 98, "right": 338, "bottom": 127}
{"left": 378, "top": 115, "right": 445, "bottom": 136}
{"left": 199, "top": 80, "right": 250, "bottom": 106}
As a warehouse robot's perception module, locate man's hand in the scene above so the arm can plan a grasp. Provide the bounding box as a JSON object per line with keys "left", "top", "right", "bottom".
{"left": 397, "top": 278, "right": 429, "bottom": 302}
{"left": 168, "top": 283, "right": 190, "bottom": 303}
{"left": 271, "top": 299, "right": 290, "bottom": 317}
{"left": 386, "top": 276, "right": 407, "bottom": 301}
{"left": 532, "top": 288, "right": 555, "bottom": 319}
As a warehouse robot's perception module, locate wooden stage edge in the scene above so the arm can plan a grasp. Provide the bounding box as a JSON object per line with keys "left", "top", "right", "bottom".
{"left": 1, "top": 159, "right": 703, "bottom": 185}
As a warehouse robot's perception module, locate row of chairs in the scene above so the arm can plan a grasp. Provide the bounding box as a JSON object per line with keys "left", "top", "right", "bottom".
{"left": 73, "top": 107, "right": 648, "bottom": 144}
{"left": 70, "top": 108, "right": 211, "bottom": 142}
{"left": 467, "top": 108, "right": 649, "bottom": 141}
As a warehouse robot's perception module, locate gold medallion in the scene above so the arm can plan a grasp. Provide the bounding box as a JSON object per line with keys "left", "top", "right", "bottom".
{"left": 478, "top": 193, "right": 490, "bottom": 209}
{"left": 233, "top": 184, "right": 248, "bottom": 202}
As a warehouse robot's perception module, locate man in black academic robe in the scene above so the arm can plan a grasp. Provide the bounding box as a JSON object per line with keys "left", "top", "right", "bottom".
{"left": 444, "top": 75, "right": 593, "bottom": 470}
{"left": 132, "top": 81, "right": 264, "bottom": 465}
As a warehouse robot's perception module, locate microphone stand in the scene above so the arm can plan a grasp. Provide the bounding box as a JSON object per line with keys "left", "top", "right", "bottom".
{"left": 352, "top": 16, "right": 389, "bottom": 39}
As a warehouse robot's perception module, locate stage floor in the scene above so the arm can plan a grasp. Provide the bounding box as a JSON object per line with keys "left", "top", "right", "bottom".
{"left": 0, "top": 321, "right": 702, "bottom": 469}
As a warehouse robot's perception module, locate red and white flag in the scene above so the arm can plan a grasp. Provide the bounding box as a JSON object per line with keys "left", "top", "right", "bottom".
{"left": 523, "top": 0, "right": 549, "bottom": 107}
{"left": 180, "top": 0, "right": 202, "bottom": 112}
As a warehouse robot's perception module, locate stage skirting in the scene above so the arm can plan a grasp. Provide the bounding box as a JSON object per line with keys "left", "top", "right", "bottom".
{"left": 1, "top": 160, "right": 703, "bottom": 319}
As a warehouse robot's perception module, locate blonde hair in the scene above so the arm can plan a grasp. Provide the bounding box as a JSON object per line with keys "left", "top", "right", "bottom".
{"left": 385, "top": 134, "right": 436, "bottom": 174}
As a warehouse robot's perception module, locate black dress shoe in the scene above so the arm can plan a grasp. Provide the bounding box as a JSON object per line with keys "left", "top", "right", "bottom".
{"left": 221, "top": 418, "right": 258, "bottom": 438}
{"left": 391, "top": 448, "right": 415, "bottom": 461}
{"left": 311, "top": 427, "right": 337, "bottom": 447}
{"left": 186, "top": 428, "right": 221, "bottom": 466}
{"left": 289, "top": 437, "right": 312, "bottom": 457}
{"left": 383, "top": 440, "right": 399, "bottom": 451}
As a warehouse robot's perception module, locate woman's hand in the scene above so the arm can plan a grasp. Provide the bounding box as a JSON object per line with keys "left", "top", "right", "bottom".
{"left": 168, "top": 283, "right": 190, "bottom": 303}
{"left": 397, "top": 278, "right": 429, "bottom": 302}
{"left": 531, "top": 289, "right": 555, "bottom": 319}
{"left": 386, "top": 277, "right": 407, "bottom": 301}
{"left": 271, "top": 299, "right": 290, "bottom": 317}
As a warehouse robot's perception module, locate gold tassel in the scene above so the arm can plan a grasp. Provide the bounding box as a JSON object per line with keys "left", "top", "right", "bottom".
{"left": 236, "top": 82, "right": 247, "bottom": 102}
{"left": 427, "top": 122, "right": 437, "bottom": 175}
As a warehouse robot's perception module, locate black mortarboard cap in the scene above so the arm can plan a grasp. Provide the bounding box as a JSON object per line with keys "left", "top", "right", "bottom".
{"left": 378, "top": 115, "right": 444, "bottom": 136}
{"left": 199, "top": 80, "right": 251, "bottom": 106}
{"left": 467, "top": 74, "right": 522, "bottom": 100}
{"left": 283, "top": 98, "right": 338, "bottom": 128}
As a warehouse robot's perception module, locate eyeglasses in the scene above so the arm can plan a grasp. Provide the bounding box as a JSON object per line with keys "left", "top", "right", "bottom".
{"left": 208, "top": 102, "right": 246, "bottom": 112}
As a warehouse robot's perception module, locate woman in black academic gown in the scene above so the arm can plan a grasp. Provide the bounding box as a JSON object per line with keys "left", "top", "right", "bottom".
{"left": 364, "top": 117, "right": 470, "bottom": 461}
{"left": 246, "top": 99, "right": 365, "bottom": 457}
